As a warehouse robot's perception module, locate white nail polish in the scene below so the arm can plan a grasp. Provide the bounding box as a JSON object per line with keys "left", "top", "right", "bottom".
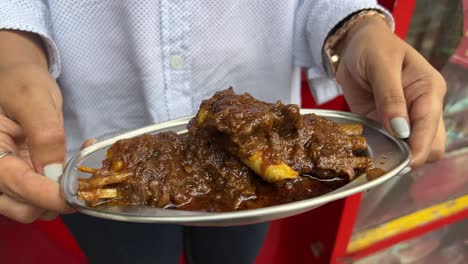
{"left": 391, "top": 117, "right": 410, "bottom": 139}
{"left": 43, "top": 163, "right": 63, "bottom": 182}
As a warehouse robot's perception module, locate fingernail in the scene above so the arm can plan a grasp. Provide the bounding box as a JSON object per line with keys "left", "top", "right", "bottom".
{"left": 391, "top": 117, "right": 410, "bottom": 139}
{"left": 43, "top": 163, "right": 63, "bottom": 182}
{"left": 81, "top": 139, "right": 98, "bottom": 150}
{"left": 85, "top": 139, "right": 98, "bottom": 148}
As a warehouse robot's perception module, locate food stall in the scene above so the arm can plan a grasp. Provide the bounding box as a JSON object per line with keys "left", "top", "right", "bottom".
{"left": 1, "top": 0, "right": 467, "bottom": 263}
{"left": 257, "top": 0, "right": 468, "bottom": 263}
{"left": 344, "top": 1, "right": 468, "bottom": 262}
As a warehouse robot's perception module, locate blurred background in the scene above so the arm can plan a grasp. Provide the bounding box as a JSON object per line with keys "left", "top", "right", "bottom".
{"left": 406, "top": 0, "right": 468, "bottom": 151}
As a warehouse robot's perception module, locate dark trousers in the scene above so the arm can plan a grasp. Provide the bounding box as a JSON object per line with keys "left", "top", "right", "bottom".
{"left": 61, "top": 213, "right": 269, "bottom": 264}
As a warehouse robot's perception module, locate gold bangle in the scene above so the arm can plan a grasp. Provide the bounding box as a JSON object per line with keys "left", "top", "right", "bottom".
{"left": 323, "top": 9, "right": 391, "bottom": 76}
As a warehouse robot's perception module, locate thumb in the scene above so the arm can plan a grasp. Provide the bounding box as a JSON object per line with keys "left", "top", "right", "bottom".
{"left": 1, "top": 74, "right": 65, "bottom": 180}
{"left": 80, "top": 138, "right": 98, "bottom": 150}
{"left": 367, "top": 57, "right": 411, "bottom": 139}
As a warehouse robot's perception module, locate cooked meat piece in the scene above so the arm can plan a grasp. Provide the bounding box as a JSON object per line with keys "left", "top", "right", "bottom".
{"left": 190, "top": 88, "right": 372, "bottom": 180}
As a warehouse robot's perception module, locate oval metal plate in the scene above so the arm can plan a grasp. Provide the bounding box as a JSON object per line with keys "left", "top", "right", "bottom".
{"left": 61, "top": 109, "right": 411, "bottom": 226}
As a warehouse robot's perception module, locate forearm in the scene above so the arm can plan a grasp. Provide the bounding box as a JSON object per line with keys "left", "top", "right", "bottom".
{"left": 0, "top": 1, "right": 61, "bottom": 78}
{"left": 0, "top": 30, "right": 49, "bottom": 71}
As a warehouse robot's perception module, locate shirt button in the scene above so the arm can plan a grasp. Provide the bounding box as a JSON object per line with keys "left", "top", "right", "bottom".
{"left": 170, "top": 54, "right": 184, "bottom": 70}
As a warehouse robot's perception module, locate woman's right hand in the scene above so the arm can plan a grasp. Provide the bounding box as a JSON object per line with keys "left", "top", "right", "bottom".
{"left": 0, "top": 30, "right": 73, "bottom": 223}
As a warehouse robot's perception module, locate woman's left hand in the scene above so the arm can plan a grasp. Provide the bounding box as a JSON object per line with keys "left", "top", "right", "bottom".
{"left": 336, "top": 15, "right": 446, "bottom": 167}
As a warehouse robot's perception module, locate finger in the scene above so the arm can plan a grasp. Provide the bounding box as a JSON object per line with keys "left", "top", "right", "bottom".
{"left": 39, "top": 211, "right": 59, "bottom": 221}
{"left": 0, "top": 69, "right": 65, "bottom": 177}
{"left": 0, "top": 113, "right": 24, "bottom": 139}
{"left": 80, "top": 138, "right": 98, "bottom": 150}
{"left": 0, "top": 132, "right": 17, "bottom": 154}
{"left": 407, "top": 92, "right": 442, "bottom": 167}
{"left": 402, "top": 56, "right": 446, "bottom": 167}
{"left": 0, "top": 155, "right": 73, "bottom": 213}
{"left": 367, "top": 55, "right": 410, "bottom": 139}
{"left": 426, "top": 116, "right": 446, "bottom": 162}
{"left": 0, "top": 193, "right": 45, "bottom": 224}
{"left": 0, "top": 112, "right": 24, "bottom": 153}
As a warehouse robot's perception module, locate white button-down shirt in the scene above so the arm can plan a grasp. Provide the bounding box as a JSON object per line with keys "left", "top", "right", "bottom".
{"left": 1, "top": 0, "right": 391, "bottom": 155}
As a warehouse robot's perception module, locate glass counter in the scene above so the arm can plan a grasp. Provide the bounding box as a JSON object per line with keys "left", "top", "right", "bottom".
{"left": 347, "top": 0, "right": 468, "bottom": 256}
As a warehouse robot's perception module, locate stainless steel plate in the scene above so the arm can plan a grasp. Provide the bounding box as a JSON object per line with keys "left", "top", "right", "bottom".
{"left": 61, "top": 109, "right": 411, "bottom": 226}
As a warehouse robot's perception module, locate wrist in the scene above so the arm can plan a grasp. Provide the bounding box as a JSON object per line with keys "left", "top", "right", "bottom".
{"left": 342, "top": 15, "right": 392, "bottom": 47}
{"left": 323, "top": 9, "right": 391, "bottom": 77}
{"left": 0, "top": 30, "right": 49, "bottom": 71}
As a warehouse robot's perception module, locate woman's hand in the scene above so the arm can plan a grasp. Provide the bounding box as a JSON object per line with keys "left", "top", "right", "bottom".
{"left": 0, "top": 30, "right": 73, "bottom": 223}
{"left": 336, "top": 16, "right": 446, "bottom": 167}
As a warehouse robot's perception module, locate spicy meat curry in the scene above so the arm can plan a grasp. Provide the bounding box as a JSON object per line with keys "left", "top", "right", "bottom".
{"left": 77, "top": 88, "right": 382, "bottom": 212}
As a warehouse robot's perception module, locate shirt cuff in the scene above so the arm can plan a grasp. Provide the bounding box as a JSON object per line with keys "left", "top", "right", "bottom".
{"left": 307, "top": 75, "right": 344, "bottom": 105}
{"left": 0, "top": 1, "right": 61, "bottom": 79}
